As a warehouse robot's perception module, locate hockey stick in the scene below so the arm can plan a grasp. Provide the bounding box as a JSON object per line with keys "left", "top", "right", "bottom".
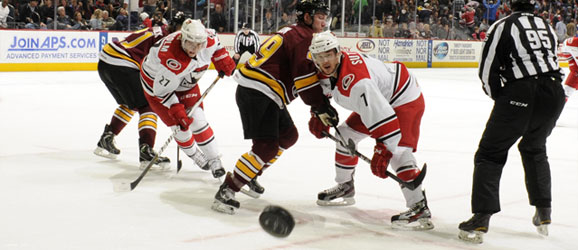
{"left": 321, "top": 130, "right": 426, "bottom": 190}
{"left": 114, "top": 76, "right": 221, "bottom": 192}
{"left": 176, "top": 147, "right": 183, "bottom": 173}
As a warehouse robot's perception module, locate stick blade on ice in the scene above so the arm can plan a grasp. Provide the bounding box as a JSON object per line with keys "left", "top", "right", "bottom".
{"left": 113, "top": 181, "right": 132, "bottom": 192}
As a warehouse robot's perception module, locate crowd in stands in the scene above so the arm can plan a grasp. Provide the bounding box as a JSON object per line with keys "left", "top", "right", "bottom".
{"left": 1, "top": 0, "right": 577, "bottom": 43}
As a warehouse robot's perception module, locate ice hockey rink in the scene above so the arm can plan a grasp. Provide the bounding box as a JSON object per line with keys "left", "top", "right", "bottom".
{"left": 1, "top": 68, "right": 577, "bottom": 250}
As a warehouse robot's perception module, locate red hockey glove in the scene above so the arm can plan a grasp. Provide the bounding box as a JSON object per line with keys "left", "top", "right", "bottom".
{"left": 371, "top": 143, "right": 393, "bottom": 179}
{"left": 308, "top": 112, "right": 330, "bottom": 139}
{"left": 212, "top": 48, "right": 236, "bottom": 77}
{"left": 168, "top": 103, "right": 193, "bottom": 130}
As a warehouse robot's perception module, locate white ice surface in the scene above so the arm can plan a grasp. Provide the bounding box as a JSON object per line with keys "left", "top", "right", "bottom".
{"left": 0, "top": 69, "right": 577, "bottom": 250}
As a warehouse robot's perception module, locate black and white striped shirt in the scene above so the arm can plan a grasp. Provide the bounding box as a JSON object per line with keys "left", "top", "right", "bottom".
{"left": 479, "top": 12, "right": 561, "bottom": 99}
{"left": 234, "top": 29, "right": 260, "bottom": 54}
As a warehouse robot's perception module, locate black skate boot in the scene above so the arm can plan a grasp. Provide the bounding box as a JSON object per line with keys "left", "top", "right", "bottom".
{"left": 207, "top": 158, "right": 226, "bottom": 178}
{"left": 139, "top": 143, "right": 171, "bottom": 170}
{"left": 94, "top": 124, "right": 120, "bottom": 159}
{"left": 316, "top": 180, "right": 355, "bottom": 206}
{"left": 533, "top": 207, "right": 551, "bottom": 236}
{"left": 191, "top": 149, "right": 210, "bottom": 170}
{"left": 211, "top": 174, "right": 240, "bottom": 215}
{"left": 240, "top": 177, "right": 265, "bottom": 198}
{"left": 391, "top": 193, "right": 434, "bottom": 230}
{"left": 458, "top": 213, "right": 492, "bottom": 244}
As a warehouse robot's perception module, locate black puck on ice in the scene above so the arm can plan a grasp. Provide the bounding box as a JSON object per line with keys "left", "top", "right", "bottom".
{"left": 259, "top": 205, "right": 295, "bottom": 238}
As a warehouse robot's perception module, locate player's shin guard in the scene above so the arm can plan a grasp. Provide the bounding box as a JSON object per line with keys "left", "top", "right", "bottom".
{"left": 235, "top": 152, "right": 265, "bottom": 198}
{"left": 240, "top": 147, "right": 284, "bottom": 198}
{"left": 193, "top": 124, "right": 224, "bottom": 178}
{"left": 137, "top": 110, "right": 158, "bottom": 146}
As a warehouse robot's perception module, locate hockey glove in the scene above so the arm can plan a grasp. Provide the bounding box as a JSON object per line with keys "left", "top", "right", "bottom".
{"left": 168, "top": 103, "right": 193, "bottom": 130}
{"left": 371, "top": 143, "right": 393, "bottom": 179}
{"left": 212, "top": 48, "right": 236, "bottom": 78}
{"left": 308, "top": 112, "right": 330, "bottom": 139}
{"left": 311, "top": 104, "right": 339, "bottom": 127}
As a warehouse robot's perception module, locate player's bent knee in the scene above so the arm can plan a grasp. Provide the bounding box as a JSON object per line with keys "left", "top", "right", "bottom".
{"left": 279, "top": 126, "right": 298, "bottom": 149}
{"left": 252, "top": 139, "right": 280, "bottom": 163}
{"left": 397, "top": 168, "right": 420, "bottom": 182}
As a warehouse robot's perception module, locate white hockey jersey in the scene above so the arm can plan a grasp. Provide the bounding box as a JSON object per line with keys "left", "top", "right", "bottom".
{"left": 140, "top": 29, "right": 223, "bottom": 108}
{"left": 319, "top": 51, "right": 422, "bottom": 151}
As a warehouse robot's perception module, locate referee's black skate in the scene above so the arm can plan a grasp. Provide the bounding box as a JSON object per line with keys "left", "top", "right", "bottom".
{"left": 316, "top": 180, "right": 355, "bottom": 206}
{"left": 533, "top": 207, "right": 551, "bottom": 236}
{"left": 211, "top": 174, "right": 240, "bottom": 215}
{"left": 240, "top": 177, "right": 265, "bottom": 198}
{"left": 139, "top": 143, "right": 170, "bottom": 170}
{"left": 458, "top": 213, "right": 492, "bottom": 244}
{"left": 391, "top": 193, "right": 433, "bottom": 230}
{"left": 94, "top": 124, "right": 120, "bottom": 159}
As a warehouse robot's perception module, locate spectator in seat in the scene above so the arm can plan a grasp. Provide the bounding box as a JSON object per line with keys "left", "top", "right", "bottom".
{"left": 210, "top": 3, "right": 226, "bottom": 32}
{"left": 89, "top": 8, "right": 103, "bottom": 30}
{"left": 71, "top": 10, "right": 89, "bottom": 29}
{"left": 101, "top": 10, "right": 115, "bottom": 29}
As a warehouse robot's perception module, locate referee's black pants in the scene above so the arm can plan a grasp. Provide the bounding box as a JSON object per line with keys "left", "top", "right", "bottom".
{"left": 471, "top": 75, "right": 566, "bottom": 214}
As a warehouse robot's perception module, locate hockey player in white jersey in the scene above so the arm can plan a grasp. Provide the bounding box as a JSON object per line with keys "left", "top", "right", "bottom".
{"left": 308, "top": 31, "right": 432, "bottom": 230}
{"left": 558, "top": 35, "right": 578, "bottom": 100}
{"left": 139, "top": 19, "right": 236, "bottom": 178}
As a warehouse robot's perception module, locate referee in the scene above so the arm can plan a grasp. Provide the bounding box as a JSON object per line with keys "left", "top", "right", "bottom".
{"left": 458, "top": 0, "right": 566, "bottom": 244}
{"left": 232, "top": 23, "right": 261, "bottom": 65}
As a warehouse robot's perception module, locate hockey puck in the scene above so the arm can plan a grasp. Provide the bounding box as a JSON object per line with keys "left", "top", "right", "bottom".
{"left": 259, "top": 205, "right": 295, "bottom": 238}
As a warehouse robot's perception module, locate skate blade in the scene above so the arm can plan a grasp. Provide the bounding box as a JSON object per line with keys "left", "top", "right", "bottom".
{"left": 458, "top": 230, "right": 484, "bottom": 244}
{"left": 536, "top": 224, "right": 549, "bottom": 236}
{"left": 139, "top": 161, "right": 171, "bottom": 171}
{"left": 391, "top": 218, "right": 434, "bottom": 231}
{"left": 94, "top": 147, "right": 118, "bottom": 159}
{"left": 211, "top": 200, "right": 237, "bottom": 215}
{"left": 316, "top": 197, "right": 355, "bottom": 206}
{"left": 113, "top": 181, "right": 132, "bottom": 192}
{"left": 240, "top": 187, "right": 261, "bottom": 199}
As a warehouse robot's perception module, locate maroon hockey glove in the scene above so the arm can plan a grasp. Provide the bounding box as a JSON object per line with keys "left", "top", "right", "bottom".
{"left": 308, "top": 112, "right": 329, "bottom": 139}
{"left": 371, "top": 143, "right": 393, "bottom": 179}
{"left": 212, "top": 48, "right": 236, "bottom": 77}
{"left": 168, "top": 103, "right": 193, "bottom": 130}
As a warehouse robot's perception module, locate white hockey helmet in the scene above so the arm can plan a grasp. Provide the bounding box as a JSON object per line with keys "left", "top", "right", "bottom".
{"left": 180, "top": 19, "right": 208, "bottom": 50}
{"left": 309, "top": 31, "right": 340, "bottom": 55}
{"left": 309, "top": 31, "right": 341, "bottom": 75}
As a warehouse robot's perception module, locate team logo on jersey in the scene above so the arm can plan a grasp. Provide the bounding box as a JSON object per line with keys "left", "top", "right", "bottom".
{"left": 166, "top": 59, "right": 182, "bottom": 71}
{"left": 342, "top": 74, "right": 355, "bottom": 90}
{"left": 356, "top": 39, "right": 375, "bottom": 53}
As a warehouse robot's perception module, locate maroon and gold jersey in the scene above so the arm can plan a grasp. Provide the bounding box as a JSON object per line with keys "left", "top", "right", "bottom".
{"left": 233, "top": 23, "right": 325, "bottom": 108}
{"left": 99, "top": 26, "right": 169, "bottom": 70}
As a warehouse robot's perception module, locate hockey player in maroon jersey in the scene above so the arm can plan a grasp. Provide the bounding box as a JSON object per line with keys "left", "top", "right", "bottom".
{"left": 308, "top": 31, "right": 433, "bottom": 230}
{"left": 94, "top": 12, "right": 186, "bottom": 169}
{"left": 211, "top": 0, "right": 339, "bottom": 214}
{"left": 558, "top": 35, "right": 578, "bottom": 100}
{"left": 139, "top": 19, "right": 236, "bottom": 178}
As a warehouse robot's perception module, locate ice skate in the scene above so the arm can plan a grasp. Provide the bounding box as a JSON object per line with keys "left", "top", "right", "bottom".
{"left": 207, "top": 158, "right": 226, "bottom": 178}
{"left": 139, "top": 143, "right": 171, "bottom": 170}
{"left": 211, "top": 178, "right": 240, "bottom": 215}
{"left": 391, "top": 195, "right": 434, "bottom": 230}
{"left": 191, "top": 149, "right": 209, "bottom": 170}
{"left": 94, "top": 124, "right": 120, "bottom": 159}
{"left": 316, "top": 180, "right": 355, "bottom": 206}
{"left": 458, "top": 213, "right": 492, "bottom": 244}
{"left": 533, "top": 207, "right": 551, "bottom": 236}
{"left": 240, "top": 177, "right": 265, "bottom": 198}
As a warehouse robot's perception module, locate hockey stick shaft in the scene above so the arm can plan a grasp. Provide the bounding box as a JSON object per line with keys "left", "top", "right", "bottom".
{"left": 127, "top": 76, "right": 221, "bottom": 190}
{"left": 321, "top": 130, "right": 425, "bottom": 190}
